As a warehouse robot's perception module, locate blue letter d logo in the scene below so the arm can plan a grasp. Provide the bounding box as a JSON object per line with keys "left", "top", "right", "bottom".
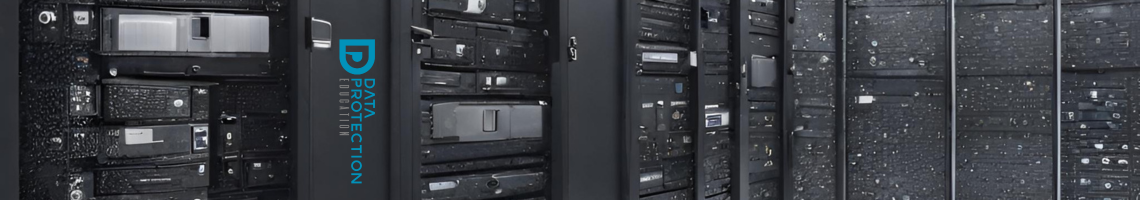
{"left": 339, "top": 39, "right": 375, "bottom": 75}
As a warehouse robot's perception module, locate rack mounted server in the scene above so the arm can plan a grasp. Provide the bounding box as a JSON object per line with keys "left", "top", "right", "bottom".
{"left": 407, "top": 0, "right": 558, "bottom": 199}
{"left": 18, "top": 1, "right": 295, "bottom": 199}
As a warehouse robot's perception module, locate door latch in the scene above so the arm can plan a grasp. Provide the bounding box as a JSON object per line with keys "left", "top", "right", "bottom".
{"left": 309, "top": 17, "right": 332, "bottom": 50}
{"left": 568, "top": 36, "right": 578, "bottom": 62}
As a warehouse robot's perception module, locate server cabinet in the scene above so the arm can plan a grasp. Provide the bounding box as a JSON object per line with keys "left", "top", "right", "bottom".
{"left": 620, "top": 0, "right": 701, "bottom": 199}
{"left": 844, "top": 0, "right": 952, "bottom": 200}
{"left": 786, "top": 0, "right": 843, "bottom": 199}
{"left": 17, "top": 0, "right": 301, "bottom": 199}
{"left": 955, "top": 0, "right": 1060, "bottom": 199}
{"left": 742, "top": 0, "right": 788, "bottom": 198}
{"left": 616, "top": 0, "right": 783, "bottom": 199}
{"left": 1060, "top": 1, "right": 1140, "bottom": 200}
{"left": 394, "top": 0, "right": 566, "bottom": 199}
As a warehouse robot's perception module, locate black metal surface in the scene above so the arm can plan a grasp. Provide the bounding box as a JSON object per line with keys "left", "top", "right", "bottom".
{"left": 94, "top": 163, "right": 209, "bottom": 195}
{"left": 100, "top": 124, "right": 208, "bottom": 161}
{"left": 309, "top": 0, "right": 391, "bottom": 198}
{"left": 211, "top": 188, "right": 291, "bottom": 200}
{"left": 421, "top": 138, "right": 547, "bottom": 164}
{"left": 565, "top": 0, "right": 623, "bottom": 199}
{"left": 956, "top": 76, "right": 1055, "bottom": 131}
{"left": 1062, "top": 3, "right": 1140, "bottom": 70}
{"left": 956, "top": 131, "right": 1055, "bottom": 199}
{"left": 641, "top": 19, "right": 694, "bottom": 45}
{"left": 849, "top": 0, "right": 945, "bottom": 6}
{"left": 955, "top": 75, "right": 1057, "bottom": 198}
{"left": 641, "top": 187, "right": 695, "bottom": 200}
{"left": 100, "top": 79, "right": 213, "bottom": 124}
{"left": 103, "top": 56, "right": 277, "bottom": 78}
{"left": 749, "top": 132, "right": 780, "bottom": 179}
{"left": 790, "top": 51, "right": 838, "bottom": 200}
{"left": 421, "top": 155, "right": 546, "bottom": 176}
{"left": 956, "top": 4, "right": 1055, "bottom": 76}
{"left": 953, "top": 2, "right": 1059, "bottom": 198}
{"left": 846, "top": 6, "right": 947, "bottom": 78}
{"left": 1059, "top": 2, "right": 1140, "bottom": 196}
{"left": 420, "top": 169, "right": 548, "bottom": 200}
{"left": 845, "top": 79, "right": 948, "bottom": 200}
{"left": 702, "top": 130, "right": 733, "bottom": 196}
{"left": 750, "top": 179, "right": 780, "bottom": 199}
{"left": 792, "top": 0, "right": 836, "bottom": 52}
{"left": 219, "top": 112, "right": 289, "bottom": 155}
{"left": 95, "top": 188, "right": 207, "bottom": 200}
{"left": 420, "top": 70, "right": 550, "bottom": 95}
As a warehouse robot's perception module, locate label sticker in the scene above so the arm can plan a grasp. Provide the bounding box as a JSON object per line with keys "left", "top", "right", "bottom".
{"left": 429, "top": 181, "right": 459, "bottom": 191}
{"left": 639, "top": 171, "right": 663, "bottom": 183}
{"left": 857, "top": 96, "right": 875, "bottom": 104}
{"left": 73, "top": 11, "right": 90, "bottom": 25}
{"left": 464, "top": 0, "right": 487, "bottom": 14}
{"left": 124, "top": 129, "right": 163, "bottom": 145}
{"left": 643, "top": 52, "right": 679, "bottom": 63}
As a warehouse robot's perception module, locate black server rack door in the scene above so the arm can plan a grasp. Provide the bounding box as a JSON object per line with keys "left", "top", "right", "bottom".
{"left": 1059, "top": 2, "right": 1140, "bottom": 200}
{"left": 788, "top": 0, "right": 842, "bottom": 199}
{"left": 2, "top": 0, "right": 17, "bottom": 198}
{"left": 308, "top": 0, "right": 390, "bottom": 199}
{"left": 844, "top": 1, "right": 952, "bottom": 200}
{"left": 567, "top": 0, "right": 623, "bottom": 199}
{"left": 954, "top": 0, "right": 1059, "bottom": 199}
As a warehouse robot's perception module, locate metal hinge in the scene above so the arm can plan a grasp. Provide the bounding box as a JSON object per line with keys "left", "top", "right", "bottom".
{"left": 568, "top": 36, "right": 578, "bottom": 62}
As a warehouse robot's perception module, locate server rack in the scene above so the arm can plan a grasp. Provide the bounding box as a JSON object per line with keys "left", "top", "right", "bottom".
{"left": 843, "top": 0, "right": 952, "bottom": 200}
{"left": 785, "top": 0, "right": 843, "bottom": 199}
{"left": 953, "top": 0, "right": 1060, "bottom": 199}
{"left": 6, "top": 0, "right": 396, "bottom": 199}
{"left": 739, "top": 0, "right": 788, "bottom": 199}
{"left": 393, "top": 0, "right": 568, "bottom": 199}
{"left": 17, "top": 0, "right": 301, "bottom": 199}
{"left": 618, "top": 0, "right": 790, "bottom": 199}
{"left": 620, "top": 0, "right": 701, "bottom": 199}
{"left": 1059, "top": 1, "right": 1140, "bottom": 200}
